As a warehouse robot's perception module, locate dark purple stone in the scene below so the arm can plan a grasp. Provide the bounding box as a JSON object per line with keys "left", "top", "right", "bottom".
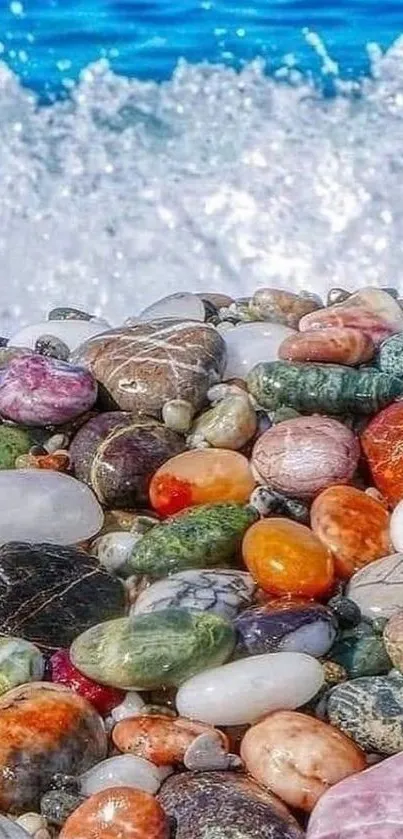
{"left": 234, "top": 601, "right": 338, "bottom": 658}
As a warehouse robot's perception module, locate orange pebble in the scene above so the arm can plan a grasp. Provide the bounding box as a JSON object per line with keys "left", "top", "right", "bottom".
{"left": 311, "top": 485, "right": 390, "bottom": 580}
{"left": 112, "top": 714, "right": 228, "bottom": 765}
{"left": 149, "top": 449, "right": 255, "bottom": 516}
{"left": 240, "top": 711, "right": 366, "bottom": 812}
{"left": 361, "top": 402, "right": 403, "bottom": 506}
{"left": 242, "top": 518, "right": 334, "bottom": 598}
{"left": 60, "top": 787, "right": 169, "bottom": 839}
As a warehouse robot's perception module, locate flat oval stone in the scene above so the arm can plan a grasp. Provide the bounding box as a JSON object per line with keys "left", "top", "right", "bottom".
{"left": 72, "top": 320, "right": 225, "bottom": 418}
{"left": 70, "top": 412, "right": 184, "bottom": 508}
{"left": 149, "top": 449, "right": 255, "bottom": 516}
{"left": 113, "top": 714, "right": 227, "bottom": 766}
{"left": 0, "top": 637, "right": 44, "bottom": 694}
{"left": 0, "top": 816, "right": 31, "bottom": 838}
{"left": 158, "top": 770, "right": 305, "bottom": 839}
{"left": 176, "top": 652, "right": 323, "bottom": 725}
{"left": 300, "top": 288, "right": 403, "bottom": 346}
{"left": 60, "top": 787, "right": 169, "bottom": 839}
{"left": 252, "top": 416, "right": 359, "bottom": 498}
{"left": 249, "top": 288, "right": 321, "bottom": 328}
{"left": 79, "top": 755, "right": 170, "bottom": 797}
{"left": 311, "top": 486, "right": 390, "bottom": 579}
{"left": 279, "top": 327, "right": 374, "bottom": 365}
{"left": 327, "top": 673, "right": 403, "bottom": 754}
{"left": 361, "top": 402, "right": 403, "bottom": 506}
{"left": 71, "top": 609, "right": 235, "bottom": 690}
{"left": 10, "top": 320, "right": 108, "bottom": 352}
{"left": 330, "top": 620, "right": 391, "bottom": 678}
{"left": 0, "top": 683, "right": 106, "bottom": 813}
{"left": 0, "top": 356, "right": 97, "bottom": 426}
{"left": 346, "top": 553, "right": 403, "bottom": 620}
{"left": 188, "top": 393, "right": 257, "bottom": 450}
{"left": 131, "top": 569, "right": 256, "bottom": 620}
{"left": 234, "top": 601, "right": 337, "bottom": 658}
{"left": 125, "top": 503, "right": 258, "bottom": 578}
{"left": 0, "top": 471, "right": 103, "bottom": 544}
{"left": 307, "top": 750, "right": 403, "bottom": 839}
{"left": 241, "top": 711, "right": 365, "bottom": 812}
{"left": 0, "top": 426, "right": 33, "bottom": 470}
{"left": 138, "top": 292, "right": 205, "bottom": 322}
{"left": 0, "top": 543, "right": 125, "bottom": 651}
{"left": 223, "top": 322, "right": 295, "bottom": 380}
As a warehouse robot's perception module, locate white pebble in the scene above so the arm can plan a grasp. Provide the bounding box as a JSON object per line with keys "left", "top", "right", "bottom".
{"left": 79, "top": 755, "right": 171, "bottom": 797}
{"left": 15, "top": 815, "right": 46, "bottom": 836}
{"left": 138, "top": 292, "right": 205, "bottom": 323}
{"left": 223, "top": 322, "right": 295, "bottom": 380}
{"left": 390, "top": 500, "right": 403, "bottom": 551}
{"left": 10, "top": 320, "right": 109, "bottom": 352}
{"left": 91, "top": 531, "right": 140, "bottom": 572}
{"left": 110, "top": 690, "right": 146, "bottom": 722}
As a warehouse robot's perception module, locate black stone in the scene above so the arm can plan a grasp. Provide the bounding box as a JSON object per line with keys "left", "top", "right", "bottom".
{"left": 34, "top": 334, "right": 70, "bottom": 361}
{"left": 328, "top": 596, "right": 362, "bottom": 628}
{"left": 0, "top": 543, "right": 126, "bottom": 651}
{"left": 41, "top": 789, "right": 85, "bottom": 826}
{"left": 48, "top": 307, "right": 93, "bottom": 322}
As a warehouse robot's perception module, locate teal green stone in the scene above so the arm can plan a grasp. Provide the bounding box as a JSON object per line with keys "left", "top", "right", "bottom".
{"left": 123, "top": 503, "right": 258, "bottom": 578}
{"left": 70, "top": 608, "right": 236, "bottom": 689}
{"left": 0, "top": 636, "right": 44, "bottom": 694}
{"left": 327, "top": 672, "right": 403, "bottom": 754}
{"left": 247, "top": 360, "right": 403, "bottom": 415}
{"left": 0, "top": 425, "right": 32, "bottom": 469}
{"left": 329, "top": 620, "right": 392, "bottom": 679}
{"left": 377, "top": 333, "right": 403, "bottom": 377}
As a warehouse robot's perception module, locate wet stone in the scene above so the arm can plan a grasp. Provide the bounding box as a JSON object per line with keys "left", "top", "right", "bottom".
{"left": 132, "top": 569, "right": 256, "bottom": 620}
{"left": 40, "top": 791, "right": 85, "bottom": 827}
{"left": 329, "top": 619, "right": 392, "bottom": 678}
{"left": 34, "top": 335, "right": 70, "bottom": 362}
{"left": 326, "top": 673, "right": 403, "bottom": 755}
{"left": 234, "top": 601, "right": 337, "bottom": 659}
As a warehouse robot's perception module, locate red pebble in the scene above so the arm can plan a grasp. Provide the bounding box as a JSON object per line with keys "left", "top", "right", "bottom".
{"left": 50, "top": 649, "right": 124, "bottom": 715}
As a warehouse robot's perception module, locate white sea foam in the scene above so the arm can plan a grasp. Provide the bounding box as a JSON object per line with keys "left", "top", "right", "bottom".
{"left": 1, "top": 35, "right": 403, "bottom": 334}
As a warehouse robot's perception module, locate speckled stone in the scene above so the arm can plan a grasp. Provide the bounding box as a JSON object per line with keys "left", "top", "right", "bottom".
{"left": 383, "top": 613, "right": 403, "bottom": 671}
{"left": 0, "top": 426, "right": 33, "bottom": 469}
{"left": 329, "top": 620, "right": 391, "bottom": 678}
{"left": 70, "top": 412, "right": 184, "bottom": 508}
{"left": 132, "top": 569, "right": 256, "bottom": 620}
{"left": 252, "top": 416, "right": 359, "bottom": 498}
{"left": 0, "top": 637, "right": 44, "bottom": 694}
{"left": 123, "top": 503, "right": 258, "bottom": 578}
{"left": 300, "top": 287, "right": 403, "bottom": 346}
{"left": 71, "top": 319, "right": 226, "bottom": 418}
{"left": 346, "top": 553, "right": 403, "bottom": 620}
{"left": 327, "top": 596, "right": 362, "bottom": 628}
{"left": 248, "top": 487, "right": 310, "bottom": 524}
{"left": 0, "top": 683, "right": 106, "bottom": 813}
{"left": 234, "top": 601, "right": 337, "bottom": 658}
{"left": 158, "top": 771, "right": 305, "bottom": 838}
{"left": 112, "top": 714, "right": 227, "bottom": 767}
{"left": 0, "top": 543, "right": 125, "bottom": 651}
{"left": 71, "top": 609, "right": 235, "bottom": 690}
{"left": 279, "top": 327, "right": 374, "bottom": 366}
{"left": 247, "top": 361, "right": 403, "bottom": 415}
{"left": 326, "top": 673, "right": 403, "bottom": 754}
{"left": 187, "top": 393, "right": 257, "bottom": 450}
{"left": 60, "top": 787, "right": 169, "bottom": 839}
{"left": 249, "top": 288, "right": 321, "bottom": 328}
{"left": 40, "top": 790, "right": 84, "bottom": 827}
{"left": 361, "top": 402, "right": 403, "bottom": 506}
{"left": 377, "top": 332, "right": 403, "bottom": 377}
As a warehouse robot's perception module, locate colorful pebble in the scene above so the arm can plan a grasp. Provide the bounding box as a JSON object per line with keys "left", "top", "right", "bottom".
{"left": 279, "top": 326, "right": 374, "bottom": 365}
{"left": 59, "top": 787, "right": 169, "bottom": 839}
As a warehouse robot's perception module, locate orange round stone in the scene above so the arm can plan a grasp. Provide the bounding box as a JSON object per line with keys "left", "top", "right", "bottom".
{"left": 242, "top": 518, "right": 334, "bottom": 598}
{"left": 361, "top": 402, "right": 403, "bottom": 507}
{"left": 113, "top": 714, "right": 228, "bottom": 766}
{"left": 311, "top": 485, "right": 390, "bottom": 580}
{"left": 149, "top": 449, "right": 255, "bottom": 516}
{"left": 60, "top": 787, "right": 169, "bottom": 839}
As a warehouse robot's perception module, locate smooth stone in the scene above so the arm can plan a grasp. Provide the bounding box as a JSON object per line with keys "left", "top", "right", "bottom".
{"left": 241, "top": 711, "right": 366, "bottom": 812}
{"left": 249, "top": 486, "right": 310, "bottom": 524}
{"left": 15, "top": 814, "right": 48, "bottom": 838}
{"left": 138, "top": 292, "right": 205, "bottom": 323}
{"left": 249, "top": 288, "right": 321, "bottom": 328}
{"left": 361, "top": 402, "right": 403, "bottom": 506}
{"left": 300, "top": 287, "right": 403, "bottom": 346}
{"left": 327, "top": 596, "right": 362, "bottom": 628}
{"left": 176, "top": 652, "right": 324, "bottom": 725}
{"left": 0, "top": 471, "right": 103, "bottom": 544}
{"left": 390, "top": 500, "right": 403, "bottom": 550}
{"left": 327, "top": 287, "right": 351, "bottom": 306}
{"left": 0, "top": 683, "right": 106, "bottom": 813}
{"left": 187, "top": 393, "right": 257, "bottom": 450}
{"left": 307, "top": 750, "right": 403, "bottom": 838}
{"left": 330, "top": 620, "right": 391, "bottom": 678}
{"left": 0, "top": 816, "right": 31, "bottom": 838}
{"left": 79, "top": 755, "right": 170, "bottom": 797}
{"left": 377, "top": 332, "right": 403, "bottom": 377}
{"left": 72, "top": 319, "right": 225, "bottom": 418}
{"left": 158, "top": 770, "right": 305, "bottom": 839}
{"left": 110, "top": 691, "right": 146, "bottom": 722}
{"left": 162, "top": 399, "right": 194, "bottom": 433}
{"left": 223, "top": 322, "right": 295, "bottom": 380}
{"left": 10, "top": 320, "right": 108, "bottom": 352}
{"left": 125, "top": 503, "right": 258, "bottom": 578}
{"left": 0, "top": 543, "right": 125, "bottom": 650}
{"left": 132, "top": 569, "right": 256, "bottom": 620}
{"left": 326, "top": 673, "right": 403, "bottom": 754}
{"left": 183, "top": 731, "right": 240, "bottom": 771}
{"left": 70, "top": 412, "right": 184, "bottom": 508}
{"left": 59, "top": 788, "right": 169, "bottom": 839}
{"left": 91, "top": 531, "right": 140, "bottom": 573}
{"left": 346, "top": 553, "right": 403, "bottom": 620}
{"left": 0, "top": 637, "right": 44, "bottom": 694}
{"left": 383, "top": 613, "right": 403, "bottom": 671}
{"left": 311, "top": 485, "right": 390, "bottom": 580}
{"left": 0, "top": 355, "right": 97, "bottom": 427}
{"left": 49, "top": 649, "right": 125, "bottom": 715}
{"left": 279, "top": 327, "right": 374, "bottom": 365}
{"left": 252, "top": 416, "right": 359, "bottom": 499}
{"left": 112, "top": 714, "right": 228, "bottom": 766}
{"left": 234, "top": 601, "right": 337, "bottom": 658}
{"left": 71, "top": 609, "right": 235, "bottom": 690}
{"left": 35, "top": 335, "right": 70, "bottom": 361}
{"left": 0, "top": 426, "right": 33, "bottom": 469}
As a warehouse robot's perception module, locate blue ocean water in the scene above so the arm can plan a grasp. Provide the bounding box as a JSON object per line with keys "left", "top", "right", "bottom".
{"left": 1, "top": 0, "right": 403, "bottom": 95}
{"left": 1, "top": 1, "right": 403, "bottom": 333}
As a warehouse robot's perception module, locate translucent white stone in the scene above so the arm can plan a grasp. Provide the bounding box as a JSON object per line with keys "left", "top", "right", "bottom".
{"left": 110, "top": 690, "right": 146, "bottom": 722}
{"left": 138, "top": 292, "right": 205, "bottom": 323}
{"left": 0, "top": 816, "right": 31, "bottom": 838}
{"left": 0, "top": 471, "right": 103, "bottom": 545}
{"left": 10, "top": 320, "right": 109, "bottom": 352}
{"left": 79, "top": 755, "right": 171, "bottom": 797}
{"left": 223, "top": 322, "right": 295, "bottom": 380}
{"left": 91, "top": 531, "right": 140, "bottom": 573}
{"left": 176, "top": 652, "right": 324, "bottom": 725}
{"left": 15, "top": 815, "right": 47, "bottom": 837}
{"left": 390, "top": 502, "right": 403, "bottom": 551}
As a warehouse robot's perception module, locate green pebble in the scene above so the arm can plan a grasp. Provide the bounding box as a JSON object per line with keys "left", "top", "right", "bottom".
{"left": 0, "top": 425, "right": 32, "bottom": 469}
{"left": 377, "top": 333, "right": 403, "bottom": 377}
{"left": 329, "top": 620, "right": 392, "bottom": 679}
{"left": 123, "top": 502, "right": 258, "bottom": 578}
{"left": 70, "top": 608, "right": 235, "bottom": 690}
{"left": 247, "top": 360, "right": 403, "bottom": 415}
{"left": 0, "top": 636, "right": 44, "bottom": 694}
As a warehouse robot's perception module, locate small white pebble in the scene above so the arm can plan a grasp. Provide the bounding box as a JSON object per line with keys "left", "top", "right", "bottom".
{"left": 15, "top": 813, "right": 47, "bottom": 835}
{"left": 110, "top": 690, "right": 146, "bottom": 722}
